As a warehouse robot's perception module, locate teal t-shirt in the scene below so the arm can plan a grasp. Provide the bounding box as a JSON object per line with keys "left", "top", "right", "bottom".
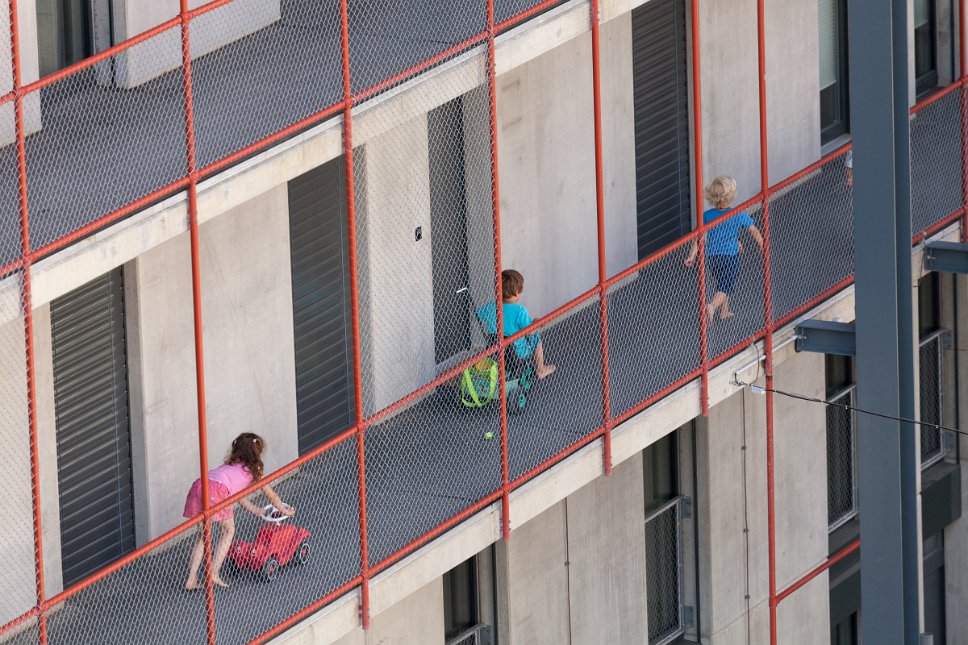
{"left": 704, "top": 208, "right": 755, "bottom": 256}
{"left": 477, "top": 302, "right": 536, "bottom": 358}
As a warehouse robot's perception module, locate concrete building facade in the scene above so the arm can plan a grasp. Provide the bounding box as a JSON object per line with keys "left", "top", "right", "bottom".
{"left": 0, "top": 0, "right": 965, "bottom": 644}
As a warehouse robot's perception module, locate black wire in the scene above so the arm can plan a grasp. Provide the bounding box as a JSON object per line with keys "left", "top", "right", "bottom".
{"left": 757, "top": 385, "right": 968, "bottom": 438}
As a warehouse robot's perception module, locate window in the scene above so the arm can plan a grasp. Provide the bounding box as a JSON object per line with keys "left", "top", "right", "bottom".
{"left": 826, "top": 354, "right": 856, "bottom": 530}
{"left": 644, "top": 432, "right": 679, "bottom": 510}
{"left": 443, "top": 551, "right": 497, "bottom": 645}
{"left": 819, "top": 0, "right": 850, "bottom": 143}
{"left": 914, "top": 0, "right": 939, "bottom": 95}
{"left": 918, "top": 272, "right": 949, "bottom": 467}
{"left": 831, "top": 611, "right": 860, "bottom": 645}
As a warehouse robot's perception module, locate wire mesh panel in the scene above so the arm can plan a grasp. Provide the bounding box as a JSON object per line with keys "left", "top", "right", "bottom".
{"left": 910, "top": 87, "right": 964, "bottom": 235}
{"left": 494, "top": 0, "right": 567, "bottom": 27}
{"left": 24, "top": 27, "right": 187, "bottom": 255}
{"left": 704, "top": 200, "right": 765, "bottom": 362}
{"left": 645, "top": 497, "right": 685, "bottom": 645}
{"left": 0, "top": 107, "right": 20, "bottom": 269}
{"left": 348, "top": 0, "right": 487, "bottom": 98}
{"left": 190, "top": 0, "right": 344, "bottom": 170}
{"left": 919, "top": 331, "right": 947, "bottom": 468}
{"left": 42, "top": 525, "right": 207, "bottom": 645}
{"left": 363, "top": 351, "right": 502, "bottom": 567}
{"left": 768, "top": 154, "right": 853, "bottom": 324}
{"left": 213, "top": 435, "right": 362, "bottom": 644}
{"left": 826, "top": 387, "right": 856, "bottom": 530}
{"left": 0, "top": 278, "right": 38, "bottom": 638}
{"left": 607, "top": 237, "right": 701, "bottom": 422}
{"left": 352, "top": 58, "right": 495, "bottom": 420}
{"left": 506, "top": 299, "right": 604, "bottom": 482}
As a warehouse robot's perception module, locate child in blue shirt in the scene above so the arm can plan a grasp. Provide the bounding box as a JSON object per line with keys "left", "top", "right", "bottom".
{"left": 685, "top": 176, "right": 763, "bottom": 322}
{"left": 477, "top": 269, "right": 556, "bottom": 379}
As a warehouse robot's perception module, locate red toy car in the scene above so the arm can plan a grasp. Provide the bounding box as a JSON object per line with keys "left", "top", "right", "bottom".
{"left": 228, "top": 505, "right": 311, "bottom": 581}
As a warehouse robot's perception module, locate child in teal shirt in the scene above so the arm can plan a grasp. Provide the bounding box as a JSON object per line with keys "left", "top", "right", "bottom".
{"left": 477, "top": 269, "right": 556, "bottom": 379}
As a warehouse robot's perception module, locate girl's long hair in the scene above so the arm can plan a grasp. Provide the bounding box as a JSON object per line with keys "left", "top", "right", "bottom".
{"left": 226, "top": 433, "right": 265, "bottom": 481}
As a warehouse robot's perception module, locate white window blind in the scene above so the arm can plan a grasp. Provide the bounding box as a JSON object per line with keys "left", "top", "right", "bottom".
{"left": 819, "top": 0, "right": 839, "bottom": 90}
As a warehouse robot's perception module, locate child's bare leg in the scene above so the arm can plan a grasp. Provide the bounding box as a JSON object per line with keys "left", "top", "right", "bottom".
{"left": 718, "top": 294, "right": 733, "bottom": 320}
{"left": 185, "top": 527, "right": 206, "bottom": 590}
{"left": 534, "top": 341, "right": 556, "bottom": 379}
{"left": 707, "top": 292, "right": 727, "bottom": 322}
{"left": 210, "top": 518, "right": 235, "bottom": 587}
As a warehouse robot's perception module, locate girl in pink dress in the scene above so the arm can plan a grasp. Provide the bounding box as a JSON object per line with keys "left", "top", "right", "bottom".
{"left": 183, "top": 433, "right": 295, "bottom": 589}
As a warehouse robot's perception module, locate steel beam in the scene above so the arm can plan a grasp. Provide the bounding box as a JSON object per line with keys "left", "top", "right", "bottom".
{"left": 793, "top": 320, "right": 856, "bottom": 356}
{"left": 848, "top": 0, "right": 922, "bottom": 642}
{"left": 924, "top": 241, "right": 968, "bottom": 273}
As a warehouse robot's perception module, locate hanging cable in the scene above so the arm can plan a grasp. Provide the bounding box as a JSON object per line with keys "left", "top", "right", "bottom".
{"left": 745, "top": 384, "right": 968, "bottom": 438}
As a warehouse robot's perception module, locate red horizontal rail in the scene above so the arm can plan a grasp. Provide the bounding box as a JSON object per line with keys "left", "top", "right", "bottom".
{"left": 369, "top": 490, "right": 506, "bottom": 577}
{"left": 0, "top": 607, "right": 39, "bottom": 638}
{"left": 910, "top": 77, "right": 967, "bottom": 114}
{"left": 352, "top": 31, "right": 490, "bottom": 103}
{"left": 23, "top": 16, "right": 184, "bottom": 95}
{"left": 246, "top": 576, "right": 363, "bottom": 645}
{"left": 45, "top": 514, "right": 202, "bottom": 608}
{"left": 508, "top": 425, "right": 608, "bottom": 489}
{"left": 776, "top": 538, "right": 860, "bottom": 604}
{"left": 769, "top": 142, "right": 851, "bottom": 194}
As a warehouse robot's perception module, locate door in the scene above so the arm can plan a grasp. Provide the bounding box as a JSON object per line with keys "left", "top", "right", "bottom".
{"left": 631, "top": 0, "right": 692, "bottom": 259}
{"left": 51, "top": 268, "right": 135, "bottom": 588}
{"left": 429, "top": 96, "right": 472, "bottom": 365}
{"left": 288, "top": 158, "right": 355, "bottom": 454}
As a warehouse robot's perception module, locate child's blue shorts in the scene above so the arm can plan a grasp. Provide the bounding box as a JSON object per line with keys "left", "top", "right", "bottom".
{"left": 708, "top": 254, "right": 740, "bottom": 295}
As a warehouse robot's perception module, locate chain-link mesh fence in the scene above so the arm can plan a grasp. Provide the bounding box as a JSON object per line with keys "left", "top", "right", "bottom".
{"left": 506, "top": 297, "right": 604, "bottom": 483}
{"left": 190, "top": 0, "right": 344, "bottom": 171}
{"left": 348, "top": 0, "right": 487, "bottom": 99}
{"left": 39, "top": 523, "right": 207, "bottom": 645}
{"left": 645, "top": 497, "right": 685, "bottom": 645}
{"left": 606, "top": 236, "right": 701, "bottom": 422}
{"left": 0, "top": 278, "right": 37, "bottom": 639}
{"left": 494, "top": 0, "right": 566, "bottom": 27}
{"left": 363, "top": 351, "right": 502, "bottom": 568}
{"left": 826, "top": 387, "right": 856, "bottom": 530}
{"left": 24, "top": 28, "right": 187, "bottom": 255}
{"left": 213, "top": 435, "right": 362, "bottom": 644}
{"left": 767, "top": 154, "right": 854, "bottom": 326}
{"left": 705, "top": 200, "right": 765, "bottom": 363}
{"left": 911, "top": 86, "right": 965, "bottom": 235}
{"left": 919, "top": 330, "right": 947, "bottom": 468}
{"left": 0, "top": 106, "right": 19, "bottom": 269}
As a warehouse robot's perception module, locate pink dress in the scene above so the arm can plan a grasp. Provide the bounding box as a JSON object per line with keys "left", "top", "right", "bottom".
{"left": 183, "top": 462, "right": 254, "bottom": 522}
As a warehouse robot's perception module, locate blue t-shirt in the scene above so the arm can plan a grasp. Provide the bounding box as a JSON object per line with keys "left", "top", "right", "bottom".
{"left": 477, "top": 302, "right": 535, "bottom": 358}
{"left": 703, "top": 208, "right": 754, "bottom": 256}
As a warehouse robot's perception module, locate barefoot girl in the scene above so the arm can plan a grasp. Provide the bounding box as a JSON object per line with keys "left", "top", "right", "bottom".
{"left": 183, "top": 432, "right": 295, "bottom": 589}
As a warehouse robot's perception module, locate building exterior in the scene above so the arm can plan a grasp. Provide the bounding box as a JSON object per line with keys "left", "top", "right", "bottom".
{"left": 0, "top": 0, "right": 965, "bottom": 644}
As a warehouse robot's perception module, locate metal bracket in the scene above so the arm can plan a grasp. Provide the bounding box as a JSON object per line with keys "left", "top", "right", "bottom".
{"left": 794, "top": 320, "right": 856, "bottom": 356}
{"left": 924, "top": 241, "right": 968, "bottom": 274}
{"left": 683, "top": 606, "right": 696, "bottom": 628}
{"left": 680, "top": 496, "right": 693, "bottom": 520}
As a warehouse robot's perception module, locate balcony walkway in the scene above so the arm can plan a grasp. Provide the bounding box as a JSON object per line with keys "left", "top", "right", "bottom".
{"left": 0, "top": 0, "right": 554, "bottom": 266}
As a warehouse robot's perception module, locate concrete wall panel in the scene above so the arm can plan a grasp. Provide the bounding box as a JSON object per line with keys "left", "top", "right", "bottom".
{"left": 331, "top": 579, "right": 445, "bottom": 645}
{"left": 506, "top": 501, "right": 571, "bottom": 644}
{"left": 566, "top": 456, "right": 649, "bottom": 645}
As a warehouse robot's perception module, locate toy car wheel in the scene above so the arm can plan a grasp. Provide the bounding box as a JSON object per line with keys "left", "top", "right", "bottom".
{"left": 262, "top": 557, "right": 280, "bottom": 582}
{"left": 296, "top": 540, "right": 311, "bottom": 565}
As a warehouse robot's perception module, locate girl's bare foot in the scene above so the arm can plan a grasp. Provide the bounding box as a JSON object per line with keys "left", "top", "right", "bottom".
{"left": 213, "top": 577, "right": 229, "bottom": 588}
{"left": 184, "top": 580, "right": 200, "bottom": 591}
{"left": 720, "top": 311, "right": 734, "bottom": 320}
{"left": 537, "top": 365, "right": 556, "bottom": 379}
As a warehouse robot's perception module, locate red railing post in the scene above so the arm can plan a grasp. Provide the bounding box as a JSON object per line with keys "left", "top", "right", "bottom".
{"left": 337, "top": 0, "right": 371, "bottom": 628}
{"left": 589, "top": 0, "right": 612, "bottom": 475}
{"left": 177, "top": 4, "right": 216, "bottom": 644}
{"left": 485, "top": 0, "right": 511, "bottom": 541}
{"left": 689, "top": 0, "right": 709, "bottom": 417}
{"left": 8, "top": 2, "right": 47, "bottom": 642}
{"left": 753, "top": 1, "right": 778, "bottom": 643}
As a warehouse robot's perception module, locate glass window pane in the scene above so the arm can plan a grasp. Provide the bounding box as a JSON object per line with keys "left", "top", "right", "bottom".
{"left": 819, "top": 0, "right": 840, "bottom": 89}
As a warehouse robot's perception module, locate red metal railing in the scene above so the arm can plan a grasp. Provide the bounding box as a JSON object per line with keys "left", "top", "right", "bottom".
{"left": 0, "top": 0, "right": 963, "bottom": 642}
